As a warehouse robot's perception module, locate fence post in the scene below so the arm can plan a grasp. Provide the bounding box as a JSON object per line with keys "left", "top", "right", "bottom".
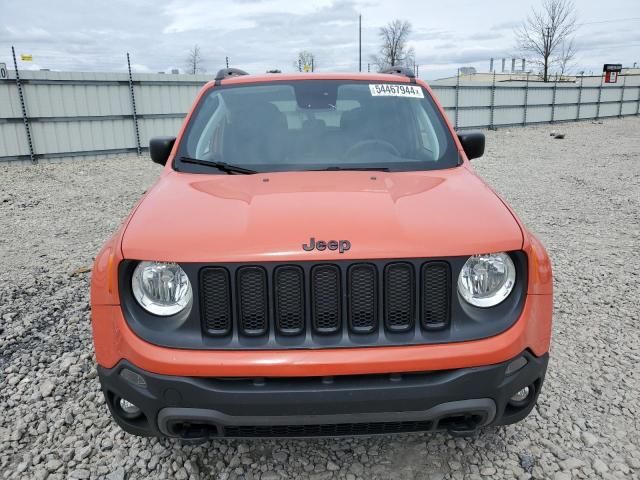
{"left": 618, "top": 74, "right": 626, "bottom": 117}
{"left": 576, "top": 75, "right": 583, "bottom": 121}
{"left": 126, "top": 53, "right": 141, "bottom": 156}
{"left": 523, "top": 72, "right": 529, "bottom": 126}
{"left": 489, "top": 71, "right": 496, "bottom": 129}
{"left": 550, "top": 74, "right": 558, "bottom": 123}
{"left": 596, "top": 73, "right": 604, "bottom": 120}
{"left": 454, "top": 68, "right": 460, "bottom": 130}
{"left": 11, "top": 46, "right": 36, "bottom": 163}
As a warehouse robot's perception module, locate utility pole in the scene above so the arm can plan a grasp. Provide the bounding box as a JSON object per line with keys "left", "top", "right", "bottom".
{"left": 358, "top": 14, "right": 362, "bottom": 72}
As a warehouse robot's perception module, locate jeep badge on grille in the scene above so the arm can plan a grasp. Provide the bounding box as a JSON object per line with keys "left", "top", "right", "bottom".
{"left": 302, "top": 237, "right": 351, "bottom": 253}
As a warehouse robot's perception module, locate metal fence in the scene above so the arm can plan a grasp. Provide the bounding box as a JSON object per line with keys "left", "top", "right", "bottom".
{"left": 0, "top": 69, "right": 210, "bottom": 162}
{"left": 433, "top": 73, "right": 640, "bottom": 130}
{"left": 1, "top": 70, "right": 639, "bottom": 163}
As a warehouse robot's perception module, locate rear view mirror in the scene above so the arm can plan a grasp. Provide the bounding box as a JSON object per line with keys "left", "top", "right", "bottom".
{"left": 149, "top": 137, "right": 176, "bottom": 166}
{"left": 457, "top": 131, "right": 485, "bottom": 160}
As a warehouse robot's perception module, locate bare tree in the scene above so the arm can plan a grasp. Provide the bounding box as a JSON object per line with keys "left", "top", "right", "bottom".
{"left": 294, "top": 51, "right": 316, "bottom": 72}
{"left": 515, "top": 0, "right": 577, "bottom": 82}
{"left": 556, "top": 38, "right": 576, "bottom": 79}
{"left": 185, "top": 45, "right": 205, "bottom": 74}
{"left": 371, "top": 20, "right": 414, "bottom": 71}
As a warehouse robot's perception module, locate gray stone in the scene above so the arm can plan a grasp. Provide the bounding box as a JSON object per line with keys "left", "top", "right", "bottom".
{"left": 592, "top": 459, "right": 609, "bottom": 474}
{"left": 106, "top": 468, "right": 126, "bottom": 480}
{"left": 39, "top": 379, "right": 55, "bottom": 398}
{"left": 581, "top": 431, "right": 598, "bottom": 447}
{"left": 326, "top": 460, "right": 339, "bottom": 471}
{"left": 69, "top": 469, "right": 91, "bottom": 479}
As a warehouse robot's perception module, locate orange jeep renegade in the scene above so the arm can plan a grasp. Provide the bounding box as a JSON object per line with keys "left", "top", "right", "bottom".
{"left": 91, "top": 67, "right": 553, "bottom": 439}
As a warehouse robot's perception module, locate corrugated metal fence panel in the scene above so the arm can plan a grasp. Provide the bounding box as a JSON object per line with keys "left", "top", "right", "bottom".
{"left": 30, "top": 119, "right": 136, "bottom": 154}
{"left": 526, "top": 87, "right": 554, "bottom": 106}
{"left": 430, "top": 86, "right": 454, "bottom": 108}
{"left": 138, "top": 117, "right": 186, "bottom": 148}
{"left": 554, "top": 105, "right": 579, "bottom": 121}
{"left": 0, "top": 80, "right": 23, "bottom": 118}
{"left": 457, "top": 108, "right": 491, "bottom": 128}
{"left": 555, "top": 87, "right": 580, "bottom": 105}
{"left": 460, "top": 86, "right": 493, "bottom": 107}
{"left": 494, "top": 87, "right": 525, "bottom": 106}
{"left": 526, "top": 105, "right": 553, "bottom": 124}
{"left": 0, "top": 122, "right": 29, "bottom": 157}
{"left": 599, "top": 102, "right": 621, "bottom": 118}
{"left": 579, "top": 104, "right": 598, "bottom": 119}
{"left": 494, "top": 107, "right": 524, "bottom": 126}
{"left": 134, "top": 83, "right": 204, "bottom": 115}
{"left": 1, "top": 72, "right": 639, "bottom": 162}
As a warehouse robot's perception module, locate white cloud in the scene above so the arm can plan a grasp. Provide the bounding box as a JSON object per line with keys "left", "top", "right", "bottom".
{"left": 0, "top": 0, "right": 638, "bottom": 79}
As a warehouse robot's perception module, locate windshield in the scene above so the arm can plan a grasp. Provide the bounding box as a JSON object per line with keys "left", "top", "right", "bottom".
{"left": 175, "top": 80, "right": 459, "bottom": 173}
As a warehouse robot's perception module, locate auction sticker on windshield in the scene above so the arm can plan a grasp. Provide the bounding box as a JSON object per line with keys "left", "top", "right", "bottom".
{"left": 369, "top": 84, "right": 424, "bottom": 98}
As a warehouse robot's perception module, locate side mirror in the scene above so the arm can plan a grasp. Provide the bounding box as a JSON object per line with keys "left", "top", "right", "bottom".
{"left": 457, "top": 131, "right": 485, "bottom": 160}
{"left": 149, "top": 137, "right": 176, "bottom": 166}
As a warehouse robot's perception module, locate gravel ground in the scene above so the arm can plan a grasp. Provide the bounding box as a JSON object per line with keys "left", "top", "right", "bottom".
{"left": 1, "top": 117, "right": 639, "bottom": 480}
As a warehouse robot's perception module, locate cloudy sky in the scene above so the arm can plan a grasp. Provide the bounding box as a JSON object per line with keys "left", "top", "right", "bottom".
{"left": 1, "top": 0, "right": 639, "bottom": 79}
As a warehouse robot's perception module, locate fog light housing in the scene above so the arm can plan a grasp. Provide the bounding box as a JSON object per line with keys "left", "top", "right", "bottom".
{"left": 511, "top": 387, "right": 529, "bottom": 402}
{"left": 116, "top": 397, "right": 142, "bottom": 419}
{"left": 508, "top": 385, "right": 534, "bottom": 408}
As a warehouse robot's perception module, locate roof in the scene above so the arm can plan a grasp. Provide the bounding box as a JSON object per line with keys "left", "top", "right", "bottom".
{"left": 208, "top": 71, "right": 420, "bottom": 88}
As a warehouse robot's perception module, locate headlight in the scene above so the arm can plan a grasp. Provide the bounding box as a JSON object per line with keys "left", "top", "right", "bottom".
{"left": 457, "top": 253, "right": 516, "bottom": 308}
{"left": 132, "top": 261, "right": 192, "bottom": 316}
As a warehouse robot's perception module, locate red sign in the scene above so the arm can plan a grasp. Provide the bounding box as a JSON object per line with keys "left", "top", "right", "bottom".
{"left": 603, "top": 64, "right": 622, "bottom": 84}
{"left": 605, "top": 71, "right": 618, "bottom": 83}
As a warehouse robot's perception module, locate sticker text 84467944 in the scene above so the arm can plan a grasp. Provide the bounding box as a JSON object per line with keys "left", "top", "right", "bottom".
{"left": 369, "top": 84, "right": 424, "bottom": 98}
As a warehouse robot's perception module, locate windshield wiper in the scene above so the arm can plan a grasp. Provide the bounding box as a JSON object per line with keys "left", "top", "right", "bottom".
{"left": 314, "top": 166, "right": 390, "bottom": 172}
{"left": 179, "top": 156, "right": 257, "bottom": 175}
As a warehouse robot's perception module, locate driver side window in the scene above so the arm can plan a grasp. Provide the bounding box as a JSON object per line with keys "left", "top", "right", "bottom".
{"left": 192, "top": 95, "right": 227, "bottom": 160}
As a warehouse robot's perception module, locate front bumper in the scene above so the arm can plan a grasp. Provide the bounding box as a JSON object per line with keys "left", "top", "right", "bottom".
{"left": 98, "top": 350, "right": 548, "bottom": 439}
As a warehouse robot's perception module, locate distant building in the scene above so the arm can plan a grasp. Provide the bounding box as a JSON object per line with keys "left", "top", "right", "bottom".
{"left": 459, "top": 67, "right": 476, "bottom": 76}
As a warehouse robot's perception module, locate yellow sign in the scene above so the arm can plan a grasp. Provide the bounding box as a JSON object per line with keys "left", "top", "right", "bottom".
{"left": 303, "top": 64, "right": 311, "bottom": 72}
{"left": 21, "top": 54, "right": 33, "bottom": 61}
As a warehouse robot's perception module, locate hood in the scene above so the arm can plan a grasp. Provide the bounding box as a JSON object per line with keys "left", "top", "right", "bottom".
{"left": 122, "top": 168, "right": 523, "bottom": 262}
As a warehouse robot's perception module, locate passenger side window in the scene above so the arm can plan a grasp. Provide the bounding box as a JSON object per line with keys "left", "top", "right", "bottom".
{"left": 412, "top": 103, "right": 440, "bottom": 160}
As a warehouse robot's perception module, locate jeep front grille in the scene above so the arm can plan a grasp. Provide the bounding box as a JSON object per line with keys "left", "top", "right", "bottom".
{"left": 199, "top": 260, "right": 451, "bottom": 346}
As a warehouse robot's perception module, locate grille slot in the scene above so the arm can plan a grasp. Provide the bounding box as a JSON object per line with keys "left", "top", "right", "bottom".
{"left": 200, "top": 268, "right": 232, "bottom": 335}
{"left": 311, "top": 265, "right": 341, "bottom": 334}
{"left": 348, "top": 264, "right": 378, "bottom": 333}
{"left": 237, "top": 267, "right": 268, "bottom": 336}
{"left": 223, "top": 420, "right": 433, "bottom": 437}
{"left": 384, "top": 263, "right": 415, "bottom": 332}
{"left": 274, "top": 266, "right": 305, "bottom": 335}
{"left": 421, "top": 262, "right": 451, "bottom": 330}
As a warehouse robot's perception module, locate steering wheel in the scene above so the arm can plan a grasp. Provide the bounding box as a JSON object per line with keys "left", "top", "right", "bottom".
{"left": 345, "top": 139, "right": 400, "bottom": 159}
